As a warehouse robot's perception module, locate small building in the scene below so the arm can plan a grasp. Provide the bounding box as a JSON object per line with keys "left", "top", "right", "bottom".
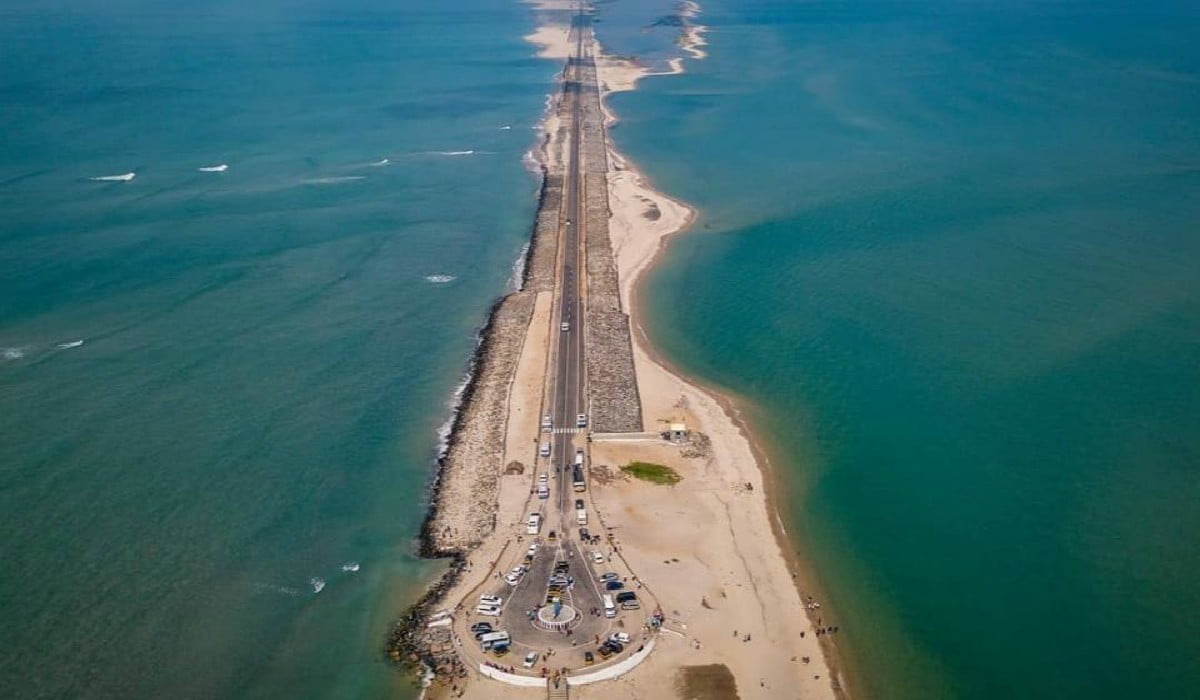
{"left": 668, "top": 422, "right": 690, "bottom": 444}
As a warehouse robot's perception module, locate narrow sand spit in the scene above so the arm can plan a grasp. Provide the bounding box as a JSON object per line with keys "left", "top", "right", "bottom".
{"left": 415, "top": 5, "right": 845, "bottom": 699}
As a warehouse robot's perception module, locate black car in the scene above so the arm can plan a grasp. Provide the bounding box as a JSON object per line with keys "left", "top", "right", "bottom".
{"left": 606, "top": 640, "right": 624, "bottom": 654}
{"left": 471, "top": 622, "right": 493, "bottom": 634}
{"left": 604, "top": 580, "right": 624, "bottom": 591}
{"left": 575, "top": 499, "right": 585, "bottom": 510}
{"left": 615, "top": 591, "right": 637, "bottom": 604}
{"left": 579, "top": 527, "right": 590, "bottom": 540}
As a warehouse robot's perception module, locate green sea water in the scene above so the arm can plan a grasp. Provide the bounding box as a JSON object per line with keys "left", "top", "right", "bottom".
{"left": 0, "top": 1, "right": 564, "bottom": 697}
{"left": 605, "top": 0, "right": 1200, "bottom": 697}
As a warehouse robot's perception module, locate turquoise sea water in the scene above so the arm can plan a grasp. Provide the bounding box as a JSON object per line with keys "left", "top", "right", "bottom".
{"left": 609, "top": 0, "right": 1200, "bottom": 697}
{"left": 0, "top": 1, "right": 562, "bottom": 697}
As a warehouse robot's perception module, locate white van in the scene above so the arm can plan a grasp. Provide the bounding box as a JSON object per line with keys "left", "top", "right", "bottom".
{"left": 527, "top": 513, "right": 542, "bottom": 535}
{"left": 602, "top": 594, "right": 616, "bottom": 619}
{"left": 576, "top": 508, "right": 587, "bottom": 526}
{"left": 479, "top": 631, "right": 511, "bottom": 650}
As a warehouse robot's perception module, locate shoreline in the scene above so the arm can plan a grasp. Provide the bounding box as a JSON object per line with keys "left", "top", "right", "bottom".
{"left": 590, "top": 13, "right": 852, "bottom": 700}
{"left": 390, "top": 3, "right": 849, "bottom": 697}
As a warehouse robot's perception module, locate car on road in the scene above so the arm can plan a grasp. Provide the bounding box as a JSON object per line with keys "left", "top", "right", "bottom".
{"left": 541, "top": 415, "right": 552, "bottom": 430}
{"left": 604, "top": 580, "right": 624, "bottom": 591}
{"left": 504, "top": 567, "right": 525, "bottom": 586}
{"left": 599, "top": 572, "right": 619, "bottom": 582}
{"left": 554, "top": 560, "right": 570, "bottom": 574}
{"left": 561, "top": 322, "right": 570, "bottom": 332}
{"left": 538, "top": 473, "right": 548, "bottom": 484}
{"left": 591, "top": 550, "right": 604, "bottom": 564}
{"left": 479, "top": 595, "right": 503, "bottom": 607}
{"left": 584, "top": 651, "right": 594, "bottom": 665}
{"left": 576, "top": 413, "right": 587, "bottom": 428}
{"left": 526, "top": 542, "right": 539, "bottom": 557}
{"left": 523, "top": 651, "right": 540, "bottom": 669}
{"left": 609, "top": 632, "right": 631, "bottom": 644}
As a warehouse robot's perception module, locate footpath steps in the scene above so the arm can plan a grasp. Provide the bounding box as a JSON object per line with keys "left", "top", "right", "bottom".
{"left": 547, "top": 680, "right": 570, "bottom": 700}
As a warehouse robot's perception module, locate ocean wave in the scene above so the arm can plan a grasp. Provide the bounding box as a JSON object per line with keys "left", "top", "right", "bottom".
{"left": 431, "top": 150, "right": 476, "bottom": 156}
{"left": 90, "top": 172, "right": 135, "bottom": 182}
{"left": 56, "top": 340, "right": 84, "bottom": 350}
{"left": 342, "top": 562, "right": 361, "bottom": 573}
{"left": 368, "top": 158, "right": 390, "bottom": 167}
{"left": 310, "top": 577, "right": 326, "bottom": 594}
{"left": 507, "top": 241, "right": 530, "bottom": 292}
{"left": 499, "top": 125, "right": 512, "bottom": 130}
{"left": 424, "top": 274, "right": 457, "bottom": 284}
{"left": 2, "top": 347, "right": 25, "bottom": 361}
{"left": 197, "top": 164, "right": 228, "bottom": 173}
{"left": 301, "top": 176, "right": 365, "bottom": 185}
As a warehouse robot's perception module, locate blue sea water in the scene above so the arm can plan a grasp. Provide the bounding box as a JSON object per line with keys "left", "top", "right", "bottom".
{"left": 0, "top": 1, "right": 561, "bottom": 697}
{"left": 605, "top": 0, "right": 1200, "bottom": 697}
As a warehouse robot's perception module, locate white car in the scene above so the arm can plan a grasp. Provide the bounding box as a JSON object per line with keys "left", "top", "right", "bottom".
{"left": 591, "top": 551, "right": 604, "bottom": 564}
{"left": 476, "top": 605, "right": 502, "bottom": 617}
{"left": 526, "top": 542, "right": 539, "bottom": 556}
{"left": 576, "top": 413, "right": 587, "bottom": 428}
{"left": 538, "top": 473, "right": 548, "bottom": 484}
{"left": 609, "top": 632, "right": 631, "bottom": 644}
{"left": 561, "top": 322, "right": 570, "bottom": 332}
{"left": 523, "top": 651, "right": 540, "bottom": 669}
{"left": 541, "top": 415, "right": 552, "bottom": 429}
{"left": 480, "top": 595, "right": 504, "bottom": 607}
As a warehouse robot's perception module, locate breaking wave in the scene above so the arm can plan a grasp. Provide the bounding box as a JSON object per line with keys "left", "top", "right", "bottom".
{"left": 342, "top": 562, "right": 361, "bottom": 573}
{"left": 301, "top": 176, "right": 365, "bottom": 185}
{"left": 197, "top": 164, "right": 228, "bottom": 173}
{"left": 369, "top": 158, "right": 390, "bottom": 167}
{"left": 2, "top": 347, "right": 25, "bottom": 361}
{"left": 424, "top": 274, "right": 457, "bottom": 284}
{"left": 90, "top": 172, "right": 135, "bottom": 182}
{"left": 433, "top": 150, "right": 475, "bottom": 156}
{"left": 56, "top": 340, "right": 84, "bottom": 350}
{"left": 310, "top": 577, "right": 326, "bottom": 594}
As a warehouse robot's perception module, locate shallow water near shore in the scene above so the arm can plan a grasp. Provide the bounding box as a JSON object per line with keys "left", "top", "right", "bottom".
{"left": 618, "top": 0, "right": 1200, "bottom": 697}
{"left": 0, "top": 1, "right": 558, "bottom": 697}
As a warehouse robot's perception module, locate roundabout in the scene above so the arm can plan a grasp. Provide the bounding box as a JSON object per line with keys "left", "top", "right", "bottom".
{"left": 533, "top": 599, "right": 579, "bottom": 632}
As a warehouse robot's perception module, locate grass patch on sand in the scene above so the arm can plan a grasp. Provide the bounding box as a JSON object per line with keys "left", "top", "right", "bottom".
{"left": 620, "top": 461, "right": 682, "bottom": 485}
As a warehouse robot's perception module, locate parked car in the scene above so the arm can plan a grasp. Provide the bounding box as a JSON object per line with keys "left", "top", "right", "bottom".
{"left": 527, "top": 542, "right": 539, "bottom": 556}
{"left": 493, "top": 644, "right": 510, "bottom": 657}
{"left": 615, "top": 591, "right": 637, "bottom": 603}
{"left": 599, "top": 572, "right": 619, "bottom": 582}
{"left": 576, "top": 413, "right": 587, "bottom": 428}
{"left": 548, "top": 530, "right": 557, "bottom": 542}
{"left": 604, "top": 580, "right": 624, "bottom": 591}
{"left": 471, "top": 622, "right": 494, "bottom": 636}
{"left": 609, "top": 632, "right": 631, "bottom": 644}
{"left": 575, "top": 499, "right": 585, "bottom": 510}
{"left": 479, "top": 595, "right": 503, "bottom": 607}
{"left": 592, "top": 550, "right": 604, "bottom": 564}
{"left": 597, "top": 644, "right": 614, "bottom": 660}
{"left": 579, "top": 527, "right": 590, "bottom": 540}
{"left": 541, "top": 415, "right": 552, "bottom": 429}
{"left": 476, "top": 605, "right": 502, "bottom": 617}
{"left": 584, "top": 651, "right": 595, "bottom": 665}
{"left": 523, "top": 651, "right": 540, "bottom": 669}
{"left": 561, "top": 322, "right": 570, "bottom": 332}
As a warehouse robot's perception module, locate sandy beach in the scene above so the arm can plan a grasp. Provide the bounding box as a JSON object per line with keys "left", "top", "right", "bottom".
{"left": 407, "top": 4, "right": 845, "bottom": 699}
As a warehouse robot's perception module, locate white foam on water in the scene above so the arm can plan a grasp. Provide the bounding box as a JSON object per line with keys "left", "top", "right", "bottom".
{"left": 507, "top": 241, "right": 530, "bottom": 292}
{"left": 2, "top": 347, "right": 25, "bottom": 360}
{"left": 301, "top": 176, "right": 365, "bottom": 185}
{"left": 368, "top": 158, "right": 390, "bottom": 167}
{"left": 341, "top": 562, "right": 361, "bottom": 573}
{"left": 56, "top": 340, "right": 84, "bottom": 350}
{"left": 432, "top": 150, "right": 475, "bottom": 156}
{"left": 424, "top": 274, "right": 457, "bottom": 284}
{"left": 310, "top": 577, "right": 326, "bottom": 594}
{"left": 197, "top": 164, "right": 228, "bottom": 172}
{"left": 499, "top": 125, "right": 512, "bottom": 130}
{"left": 90, "top": 172, "right": 135, "bottom": 182}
